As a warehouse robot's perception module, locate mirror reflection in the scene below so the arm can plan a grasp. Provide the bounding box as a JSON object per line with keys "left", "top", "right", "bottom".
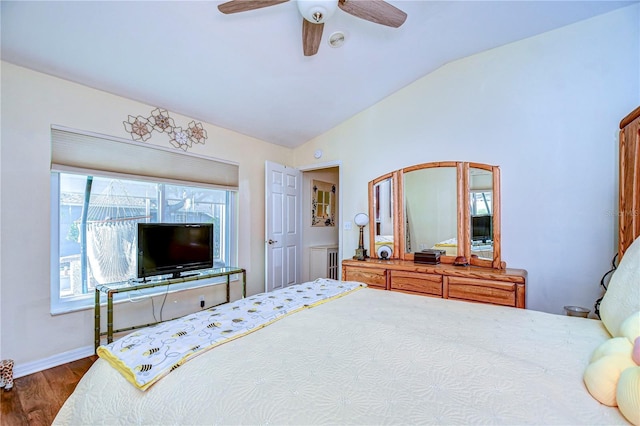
{"left": 469, "top": 168, "right": 493, "bottom": 260}
{"left": 373, "top": 178, "right": 394, "bottom": 257}
{"left": 404, "top": 167, "right": 457, "bottom": 255}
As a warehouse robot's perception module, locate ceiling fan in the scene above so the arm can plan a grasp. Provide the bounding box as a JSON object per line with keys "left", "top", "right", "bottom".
{"left": 217, "top": 0, "right": 407, "bottom": 56}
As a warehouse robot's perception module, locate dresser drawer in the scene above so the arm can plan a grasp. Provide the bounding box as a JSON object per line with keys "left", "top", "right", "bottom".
{"left": 390, "top": 271, "right": 442, "bottom": 296}
{"left": 447, "top": 277, "right": 516, "bottom": 307}
{"left": 343, "top": 266, "right": 387, "bottom": 289}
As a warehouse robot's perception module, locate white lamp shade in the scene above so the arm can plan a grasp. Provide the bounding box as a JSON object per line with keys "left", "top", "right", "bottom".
{"left": 354, "top": 213, "right": 369, "bottom": 227}
{"left": 297, "top": 0, "right": 338, "bottom": 23}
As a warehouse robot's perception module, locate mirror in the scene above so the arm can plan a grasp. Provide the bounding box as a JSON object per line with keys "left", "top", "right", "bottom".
{"left": 469, "top": 167, "right": 493, "bottom": 261}
{"left": 369, "top": 173, "right": 396, "bottom": 259}
{"left": 403, "top": 166, "right": 458, "bottom": 256}
{"left": 368, "top": 162, "right": 502, "bottom": 269}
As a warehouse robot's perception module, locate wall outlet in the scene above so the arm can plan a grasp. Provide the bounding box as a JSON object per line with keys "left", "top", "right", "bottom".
{"left": 419, "top": 244, "right": 426, "bottom": 250}
{"left": 344, "top": 221, "right": 352, "bottom": 230}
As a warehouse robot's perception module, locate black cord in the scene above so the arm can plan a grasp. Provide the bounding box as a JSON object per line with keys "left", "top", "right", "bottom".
{"left": 150, "top": 285, "right": 170, "bottom": 322}
{"left": 594, "top": 253, "right": 618, "bottom": 319}
{"left": 159, "top": 285, "right": 169, "bottom": 322}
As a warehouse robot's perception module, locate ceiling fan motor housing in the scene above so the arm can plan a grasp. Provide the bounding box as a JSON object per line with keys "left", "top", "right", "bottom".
{"left": 297, "top": 0, "right": 338, "bottom": 23}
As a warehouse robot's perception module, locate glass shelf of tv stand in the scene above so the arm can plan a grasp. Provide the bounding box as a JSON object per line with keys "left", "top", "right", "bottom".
{"left": 94, "top": 266, "right": 246, "bottom": 350}
{"left": 471, "top": 241, "right": 493, "bottom": 250}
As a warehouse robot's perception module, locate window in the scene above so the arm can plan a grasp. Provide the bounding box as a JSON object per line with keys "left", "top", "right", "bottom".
{"left": 470, "top": 190, "right": 492, "bottom": 216}
{"left": 51, "top": 172, "right": 237, "bottom": 314}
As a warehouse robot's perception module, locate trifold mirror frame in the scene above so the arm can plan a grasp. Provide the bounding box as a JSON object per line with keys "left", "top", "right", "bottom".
{"left": 368, "top": 161, "right": 504, "bottom": 270}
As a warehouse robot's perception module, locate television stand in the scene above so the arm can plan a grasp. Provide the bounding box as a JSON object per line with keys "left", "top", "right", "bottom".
{"left": 94, "top": 266, "right": 246, "bottom": 350}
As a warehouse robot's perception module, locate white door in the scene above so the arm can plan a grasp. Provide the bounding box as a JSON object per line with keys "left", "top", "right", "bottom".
{"left": 265, "top": 161, "right": 301, "bottom": 292}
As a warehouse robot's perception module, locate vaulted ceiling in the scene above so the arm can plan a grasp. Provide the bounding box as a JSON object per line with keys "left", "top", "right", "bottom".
{"left": 1, "top": 1, "right": 635, "bottom": 147}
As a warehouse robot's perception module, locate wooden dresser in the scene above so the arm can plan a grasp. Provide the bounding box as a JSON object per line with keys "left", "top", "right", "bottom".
{"left": 342, "top": 259, "right": 527, "bottom": 308}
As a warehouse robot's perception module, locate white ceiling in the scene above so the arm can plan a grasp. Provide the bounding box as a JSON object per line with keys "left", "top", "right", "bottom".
{"left": 1, "top": 1, "right": 635, "bottom": 148}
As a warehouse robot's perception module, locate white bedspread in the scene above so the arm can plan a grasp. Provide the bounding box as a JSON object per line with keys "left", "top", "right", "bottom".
{"left": 55, "top": 287, "right": 625, "bottom": 425}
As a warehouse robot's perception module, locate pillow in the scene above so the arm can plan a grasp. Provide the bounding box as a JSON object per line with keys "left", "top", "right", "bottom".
{"left": 600, "top": 236, "right": 640, "bottom": 337}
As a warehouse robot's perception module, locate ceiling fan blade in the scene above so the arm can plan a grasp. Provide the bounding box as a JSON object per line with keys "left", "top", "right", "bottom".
{"left": 338, "top": 0, "right": 407, "bottom": 28}
{"left": 218, "top": 0, "right": 289, "bottom": 14}
{"left": 302, "top": 20, "right": 324, "bottom": 57}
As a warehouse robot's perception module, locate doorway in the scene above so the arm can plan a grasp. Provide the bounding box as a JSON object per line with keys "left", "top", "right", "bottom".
{"left": 301, "top": 165, "right": 340, "bottom": 282}
{"left": 265, "top": 161, "right": 341, "bottom": 291}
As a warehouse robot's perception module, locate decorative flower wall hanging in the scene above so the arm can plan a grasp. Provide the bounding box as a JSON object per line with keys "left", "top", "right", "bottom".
{"left": 187, "top": 121, "right": 207, "bottom": 145}
{"left": 149, "top": 108, "right": 175, "bottom": 133}
{"left": 123, "top": 108, "right": 208, "bottom": 151}
{"left": 123, "top": 115, "right": 153, "bottom": 142}
{"left": 168, "top": 127, "right": 191, "bottom": 151}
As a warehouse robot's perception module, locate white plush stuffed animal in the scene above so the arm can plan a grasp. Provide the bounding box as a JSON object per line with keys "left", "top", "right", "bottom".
{"left": 584, "top": 311, "right": 640, "bottom": 425}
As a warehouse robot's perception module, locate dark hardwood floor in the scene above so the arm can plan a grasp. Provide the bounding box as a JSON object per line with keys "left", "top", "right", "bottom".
{"left": 0, "top": 356, "right": 97, "bottom": 426}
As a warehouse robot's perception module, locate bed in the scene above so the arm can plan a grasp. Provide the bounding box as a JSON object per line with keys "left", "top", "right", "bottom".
{"left": 54, "top": 239, "right": 640, "bottom": 426}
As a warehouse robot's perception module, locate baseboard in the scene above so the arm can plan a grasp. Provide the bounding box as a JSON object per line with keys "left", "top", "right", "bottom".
{"left": 13, "top": 345, "right": 95, "bottom": 379}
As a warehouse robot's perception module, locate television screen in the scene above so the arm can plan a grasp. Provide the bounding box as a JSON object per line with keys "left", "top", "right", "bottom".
{"left": 472, "top": 215, "right": 492, "bottom": 242}
{"left": 137, "top": 223, "right": 213, "bottom": 279}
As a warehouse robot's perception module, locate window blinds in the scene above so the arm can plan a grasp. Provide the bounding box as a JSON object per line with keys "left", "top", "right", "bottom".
{"left": 51, "top": 126, "right": 239, "bottom": 190}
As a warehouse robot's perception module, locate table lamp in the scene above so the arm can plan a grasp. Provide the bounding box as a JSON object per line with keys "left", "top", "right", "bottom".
{"left": 353, "top": 213, "right": 369, "bottom": 261}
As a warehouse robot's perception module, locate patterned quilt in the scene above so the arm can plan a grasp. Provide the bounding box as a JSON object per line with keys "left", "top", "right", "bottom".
{"left": 97, "top": 278, "right": 365, "bottom": 390}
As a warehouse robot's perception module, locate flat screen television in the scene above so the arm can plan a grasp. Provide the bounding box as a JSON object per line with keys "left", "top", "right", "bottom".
{"left": 137, "top": 223, "right": 213, "bottom": 280}
{"left": 471, "top": 215, "right": 492, "bottom": 242}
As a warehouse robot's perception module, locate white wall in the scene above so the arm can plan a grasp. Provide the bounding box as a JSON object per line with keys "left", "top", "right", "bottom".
{"left": 293, "top": 5, "right": 640, "bottom": 314}
{"left": 301, "top": 168, "right": 339, "bottom": 282}
{"left": 0, "top": 62, "right": 291, "bottom": 368}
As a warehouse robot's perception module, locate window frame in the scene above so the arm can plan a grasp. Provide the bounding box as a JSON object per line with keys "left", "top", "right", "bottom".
{"left": 50, "top": 172, "right": 238, "bottom": 315}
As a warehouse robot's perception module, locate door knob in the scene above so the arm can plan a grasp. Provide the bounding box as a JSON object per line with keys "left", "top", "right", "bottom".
{"left": 268, "top": 239, "right": 278, "bottom": 245}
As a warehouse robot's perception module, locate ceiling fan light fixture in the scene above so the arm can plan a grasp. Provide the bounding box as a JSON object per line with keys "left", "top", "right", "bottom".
{"left": 297, "top": 0, "right": 338, "bottom": 23}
